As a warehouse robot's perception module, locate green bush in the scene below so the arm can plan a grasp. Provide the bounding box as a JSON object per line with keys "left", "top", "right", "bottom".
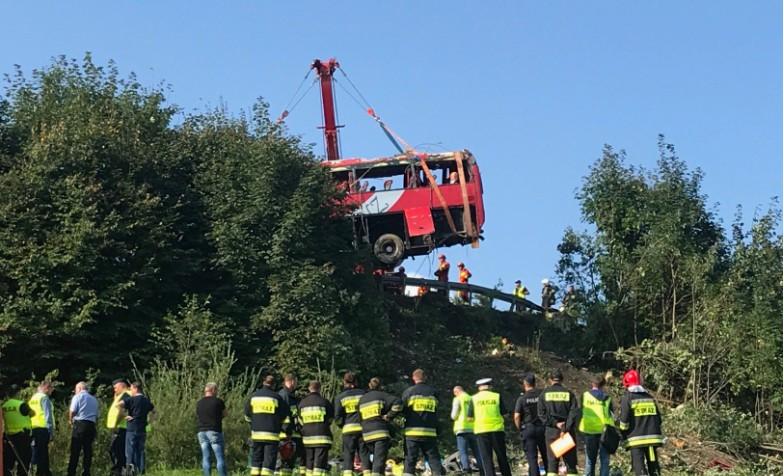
{"left": 665, "top": 403, "right": 762, "bottom": 457}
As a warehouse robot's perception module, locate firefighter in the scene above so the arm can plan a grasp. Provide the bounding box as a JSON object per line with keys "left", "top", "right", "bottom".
{"left": 244, "top": 375, "right": 291, "bottom": 476}
{"left": 278, "top": 374, "right": 305, "bottom": 476}
{"left": 468, "top": 378, "right": 511, "bottom": 476}
{"left": 511, "top": 280, "right": 530, "bottom": 312}
{"left": 298, "top": 381, "right": 334, "bottom": 476}
{"left": 579, "top": 374, "right": 614, "bottom": 476}
{"left": 451, "top": 386, "right": 482, "bottom": 474}
{"left": 107, "top": 378, "right": 131, "bottom": 475}
{"left": 457, "top": 263, "right": 472, "bottom": 303}
{"left": 434, "top": 254, "right": 450, "bottom": 283}
{"left": 401, "top": 369, "right": 445, "bottom": 476}
{"left": 2, "top": 384, "right": 32, "bottom": 476}
{"left": 29, "top": 380, "right": 55, "bottom": 476}
{"left": 334, "top": 372, "right": 368, "bottom": 476}
{"left": 513, "top": 374, "right": 547, "bottom": 476}
{"left": 537, "top": 369, "right": 579, "bottom": 476}
{"left": 417, "top": 286, "right": 429, "bottom": 297}
{"left": 395, "top": 267, "right": 407, "bottom": 295}
{"left": 541, "top": 279, "right": 556, "bottom": 310}
{"left": 619, "top": 370, "right": 663, "bottom": 476}
{"left": 358, "top": 378, "right": 402, "bottom": 476}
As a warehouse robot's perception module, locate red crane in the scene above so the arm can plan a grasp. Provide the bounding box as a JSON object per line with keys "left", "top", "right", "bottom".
{"left": 311, "top": 58, "right": 341, "bottom": 161}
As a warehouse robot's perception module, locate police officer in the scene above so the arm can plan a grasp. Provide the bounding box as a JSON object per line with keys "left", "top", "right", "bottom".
{"left": 468, "top": 378, "right": 511, "bottom": 476}
{"left": 107, "top": 378, "right": 131, "bottom": 475}
{"left": 401, "top": 369, "right": 445, "bottom": 476}
{"left": 538, "top": 369, "right": 579, "bottom": 476}
{"left": 298, "top": 381, "right": 334, "bottom": 476}
{"left": 29, "top": 381, "right": 55, "bottom": 476}
{"left": 358, "top": 378, "right": 402, "bottom": 476}
{"left": 245, "top": 375, "right": 292, "bottom": 476}
{"left": 513, "top": 374, "right": 547, "bottom": 476}
{"left": 334, "top": 372, "right": 368, "bottom": 476}
{"left": 2, "top": 384, "right": 32, "bottom": 476}
{"left": 619, "top": 370, "right": 663, "bottom": 476}
{"left": 278, "top": 374, "right": 304, "bottom": 476}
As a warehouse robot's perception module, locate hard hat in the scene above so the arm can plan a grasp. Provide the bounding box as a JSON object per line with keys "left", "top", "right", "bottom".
{"left": 438, "top": 253, "right": 446, "bottom": 260}
{"left": 622, "top": 369, "right": 640, "bottom": 388}
{"left": 541, "top": 278, "right": 550, "bottom": 285}
{"left": 279, "top": 440, "right": 296, "bottom": 461}
{"left": 458, "top": 262, "right": 464, "bottom": 267}
{"left": 399, "top": 266, "right": 405, "bottom": 272}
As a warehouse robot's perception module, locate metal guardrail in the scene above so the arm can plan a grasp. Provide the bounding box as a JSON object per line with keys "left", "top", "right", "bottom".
{"left": 379, "top": 275, "right": 546, "bottom": 313}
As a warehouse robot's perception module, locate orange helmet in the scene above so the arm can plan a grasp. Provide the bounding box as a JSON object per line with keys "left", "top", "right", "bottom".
{"left": 279, "top": 440, "right": 296, "bottom": 461}
{"left": 438, "top": 254, "right": 446, "bottom": 260}
{"left": 457, "top": 262, "right": 464, "bottom": 268}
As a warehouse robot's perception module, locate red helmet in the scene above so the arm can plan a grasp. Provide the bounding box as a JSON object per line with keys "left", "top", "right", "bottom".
{"left": 438, "top": 254, "right": 446, "bottom": 260}
{"left": 279, "top": 440, "right": 296, "bottom": 461}
{"left": 622, "top": 369, "right": 640, "bottom": 388}
{"left": 457, "top": 262, "right": 464, "bottom": 268}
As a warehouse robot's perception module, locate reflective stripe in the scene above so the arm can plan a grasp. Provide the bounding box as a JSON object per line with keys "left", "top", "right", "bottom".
{"left": 619, "top": 421, "right": 629, "bottom": 430}
{"left": 362, "top": 429, "right": 390, "bottom": 441}
{"left": 544, "top": 392, "right": 570, "bottom": 402}
{"left": 342, "top": 423, "right": 362, "bottom": 433}
{"left": 279, "top": 431, "right": 301, "bottom": 438}
{"left": 261, "top": 469, "right": 274, "bottom": 476}
{"left": 251, "top": 467, "right": 261, "bottom": 476}
{"left": 341, "top": 395, "right": 361, "bottom": 413}
{"left": 359, "top": 401, "right": 383, "bottom": 420}
{"left": 649, "top": 446, "right": 656, "bottom": 461}
{"left": 302, "top": 435, "right": 332, "bottom": 445}
{"left": 407, "top": 396, "right": 437, "bottom": 412}
{"left": 300, "top": 406, "right": 327, "bottom": 423}
{"left": 251, "top": 396, "right": 279, "bottom": 414}
{"left": 252, "top": 430, "right": 281, "bottom": 442}
{"left": 342, "top": 471, "right": 354, "bottom": 476}
{"left": 624, "top": 435, "right": 664, "bottom": 447}
{"left": 403, "top": 427, "right": 437, "bottom": 437}
{"left": 313, "top": 469, "right": 329, "bottom": 476}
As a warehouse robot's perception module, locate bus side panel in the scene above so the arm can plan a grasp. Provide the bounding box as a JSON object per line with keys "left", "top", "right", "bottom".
{"left": 404, "top": 207, "right": 435, "bottom": 237}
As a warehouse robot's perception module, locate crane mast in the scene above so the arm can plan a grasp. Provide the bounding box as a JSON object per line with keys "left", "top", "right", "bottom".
{"left": 311, "top": 58, "right": 341, "bottom": 161}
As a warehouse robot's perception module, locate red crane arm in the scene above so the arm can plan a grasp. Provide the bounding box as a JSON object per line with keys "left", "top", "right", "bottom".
{"left": 311, "top": 58, "right": 341, "bottom": 161}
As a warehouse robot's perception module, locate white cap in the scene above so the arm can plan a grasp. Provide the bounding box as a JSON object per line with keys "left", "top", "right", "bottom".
{"left": 475, "top": 378, "right": 492, "bottom": 386}
{"left": 541, "top": 278, "right": 550, "bottom": 285}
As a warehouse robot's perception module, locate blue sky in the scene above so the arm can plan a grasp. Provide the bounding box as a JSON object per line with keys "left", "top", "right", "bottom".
{"left": 2, "top": 2, "right": 781, "bottom": 305}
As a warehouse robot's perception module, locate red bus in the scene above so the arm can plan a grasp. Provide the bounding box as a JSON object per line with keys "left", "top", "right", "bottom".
{"left": 324, "top": 150, "right": 485, "bottom": 265}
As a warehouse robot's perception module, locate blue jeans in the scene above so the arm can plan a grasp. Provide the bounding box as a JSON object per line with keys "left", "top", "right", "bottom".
{"left": 125, "top": 430, "right": 147, "bottom": 473}
{"left": 198, "top": 431, "right": 227, "bottom": 476}
{"left": 582, "top": 433, "right": 610, "bottom": 476}
{"left": 456, "top": 432, "right": 483, "bottom": 471}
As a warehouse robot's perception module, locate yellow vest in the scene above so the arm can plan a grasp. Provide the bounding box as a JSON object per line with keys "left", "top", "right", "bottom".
{"left": 578, "top": 391, "right": 614, "bottom": 434}
{"left": 453, "top": 393, "right": 474, "bottom": 434}
{"left": 2, "top": 398, "right": 32, "bottom": 434}
{"left": 29, "top": 392, "right": 54, "bottom": 430}
{"left": 472, "top": 390, "right": 504, "bottom": 434}
{"left": 107, "top": 390, "right": 131, "bottom": 429}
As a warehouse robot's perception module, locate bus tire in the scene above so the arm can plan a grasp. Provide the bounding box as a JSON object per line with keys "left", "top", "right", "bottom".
{"left": 374, "top": 233, "right": 405, "bottom": 265}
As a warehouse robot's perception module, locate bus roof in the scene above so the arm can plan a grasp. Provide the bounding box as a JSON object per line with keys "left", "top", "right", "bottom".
{"left": 322, "top": 150, "right": 475, "bottom": 173}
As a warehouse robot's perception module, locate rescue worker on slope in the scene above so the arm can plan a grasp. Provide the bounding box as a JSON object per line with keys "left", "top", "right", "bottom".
{"left": 107, "top": 378, "right": 131, "bottom": 475}
{"left": 619, "top": 370, "right": 663, "bottom": 476}
{"left": 335, "top": 372, "right": 368, "bottom": 476}
{"left": 358, "top": 378, "right": 402, "bottom": 476}
{"left": 401, "top": 369, "right": 445, "bottom": 476}
{"left": 537, "top": 369, "right": 579, "bottom": 476}
{"left": 29, "top": 380, "right": 55, "bottom": 476}
{"left": 579, "top": 374, "right": 614, "bottom": 476}
{"left": 434, "top": 254, "right": 450, "bottom": 283}
{"left": 457, "top": 262, "right": 472, "bottom": 303}
{"left": 513, "top": 374, "right": 547, "bottom": 476}
{"left": 298, "top": 380, "right": 334, "bottom": 476}
{"left": 451, "top": 386, "right": 483, "bottom": 474}
{"left": 244, "top": 375, "right": 291, "bottom": 476}
{"left": 468, "top": 378, "right": 511, "bottom": 476}
{"left": 511, "top": 280, "right": 530, "bottom": 313}
{"left": 2, "top": 384, "right": 32, "bottom": 476}
{"left": 541, "top": 279, "right": 556, "bottom": 310}
{"left": 278, "top": 374, "right": 305, "bottom": 476}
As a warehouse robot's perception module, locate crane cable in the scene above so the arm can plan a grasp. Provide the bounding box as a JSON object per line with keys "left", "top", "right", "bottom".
{"left": 276, "top": 70, "right": 317, "bottom": 123}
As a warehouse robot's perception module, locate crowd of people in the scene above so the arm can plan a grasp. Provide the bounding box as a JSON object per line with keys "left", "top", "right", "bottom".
{"left": 2, "top": 367, "right": 663, "bottom": 476}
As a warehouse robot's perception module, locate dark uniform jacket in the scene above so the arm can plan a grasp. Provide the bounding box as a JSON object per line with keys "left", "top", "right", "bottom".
{"left": 537, "top": 383, "right": 579, "bottom": 432}
{"left": 244, "top": 385, "right": 291, "bottom": 442}
{"left": 298, "top": 392, "right": 334, "bottom": 447}
{"left": 279, "top": 386, "right": 301, "bottom": 438}
{"left": 358, "top": 389, "right": 402, "bottom": 442}
{"left": 401, "top": 382, "right": 440, "bottom": 440}
{"left": 335, "top": 387, "right": 364, "bottom": 435}
{"left": 618, "top": 388, "right": 663, "bottom": 448}
{"left": 514, "top": 389, "right": 543, "bottom": 428}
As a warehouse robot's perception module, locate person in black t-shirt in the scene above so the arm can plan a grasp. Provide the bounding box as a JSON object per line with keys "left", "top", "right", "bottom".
{"left": 196, "top": 382, "right": 227, "bottom": 476}
{"left": 513, "top": 374, "right": 547, "bottom": 476}
{"left": 117, "top": 382, "right": 157, "bottom": 474}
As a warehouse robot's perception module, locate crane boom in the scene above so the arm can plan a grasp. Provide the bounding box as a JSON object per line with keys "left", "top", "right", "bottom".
{"left": 311, "top": 58, "right": 341, "bottom": 161}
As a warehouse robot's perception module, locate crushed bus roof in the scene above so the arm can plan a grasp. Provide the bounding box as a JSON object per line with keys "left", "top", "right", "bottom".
{"left": 321, "top": 150, "right": 475, "bottom": 173}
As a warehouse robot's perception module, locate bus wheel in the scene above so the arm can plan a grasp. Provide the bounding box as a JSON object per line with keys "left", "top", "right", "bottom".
{"left": 374, "top": 233, "right": 404, "bottom": 265}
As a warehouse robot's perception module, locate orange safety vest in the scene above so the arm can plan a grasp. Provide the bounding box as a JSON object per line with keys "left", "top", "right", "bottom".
{"left": 459, "top": 269, "right": 471, "bottom": 283}
{"left": 418, "top": 286, "right": 429, "bottom": 296}
{"left": 437, "top": 261, "right": 450, "bottom": 281}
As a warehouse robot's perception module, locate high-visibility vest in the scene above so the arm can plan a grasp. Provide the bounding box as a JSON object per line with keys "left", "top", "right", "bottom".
{"left": 578, "top": 391, "right": 614, "bottom": 434}
{"left": 459, "top": 269, "right": 471, "bottom": 283}
{"left": 472, "top": 391, "right": 503, "bottom": 434}
{"left": 107, "top": 390, "right": 131, "bottom": 429}
{"left": 2, "top": 398, "right": 32, "bottom": 434}
{"left": 29, "top": 392, "right": 54, "bottom": 430}
{"left": 513, "top": 286, "right": 527, "bottom": 298}
{"left": 453, "top": 393, "right": 474, "bottom": 434}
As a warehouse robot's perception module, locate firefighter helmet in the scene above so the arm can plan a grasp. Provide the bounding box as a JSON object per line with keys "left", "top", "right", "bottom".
{"left": 279, "top": 440, "right": 296, "bottom": 461}
{"left": 438, "top": 253, "right": 446, "bottom": 260}
{"left": 622, "top": 369, "right": 640, "bottom": 388}
{"left": 457, "top": 262, "right": 464, "bottom": 268}
{"left": 541, "top": 278, "right": 550, "bottom": 285}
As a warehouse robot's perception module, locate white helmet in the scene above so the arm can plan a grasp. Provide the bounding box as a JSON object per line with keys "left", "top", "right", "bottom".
{"left": 541, "top": 278, "right": 550, "bottom": 285}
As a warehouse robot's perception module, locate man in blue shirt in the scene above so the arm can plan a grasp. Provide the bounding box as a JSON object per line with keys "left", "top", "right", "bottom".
{"left": 117, "top": 381, "right": 157, "bottom": 475}
{"left": 67, "top": 381, "right": 99, "bottom": 476}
